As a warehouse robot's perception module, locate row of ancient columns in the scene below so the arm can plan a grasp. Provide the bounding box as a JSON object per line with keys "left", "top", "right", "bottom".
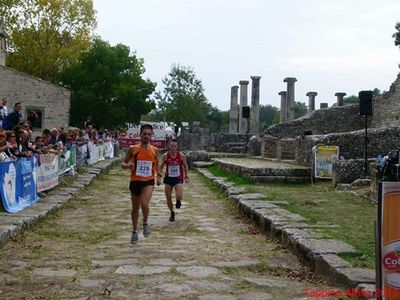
{"left": 229, "top": 76, "right": 261, "bottom": 134}
{"left": 279, "top": 76, "right": 347, "bottom": 124}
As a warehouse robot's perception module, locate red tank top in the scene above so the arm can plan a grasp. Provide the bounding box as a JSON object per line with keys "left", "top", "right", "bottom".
{"left": 166, "top": 151, "right": 183, "bottom": 180}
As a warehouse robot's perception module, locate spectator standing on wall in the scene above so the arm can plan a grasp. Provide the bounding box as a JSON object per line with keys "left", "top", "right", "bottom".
{"left": 6, "top": 102, "right": 22, "bottom": 130}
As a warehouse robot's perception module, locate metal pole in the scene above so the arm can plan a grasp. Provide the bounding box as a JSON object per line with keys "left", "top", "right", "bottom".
{"left": 245, "top": 118, "right": 250, "bottom": 153}
{"left": 364, "top": 115, "right": 368, "bottom": 177}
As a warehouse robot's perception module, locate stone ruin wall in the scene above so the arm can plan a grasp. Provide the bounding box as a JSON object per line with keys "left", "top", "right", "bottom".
{"left": 263, "top": 73, "right": 400, "bottom": 168}
{"left": 371, "top": 73, "right": 400, "bottom": 128}
{"left": 265, "top": 104, "right": 366, "bottom": 139}
{"left": 295, "top": 126, "right": 400, "bottom": 167}
{"left": 265, "top": 73, "right": 400, "bottom": 140}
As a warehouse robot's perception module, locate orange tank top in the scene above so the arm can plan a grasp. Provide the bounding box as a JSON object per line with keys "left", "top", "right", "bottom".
{"left": 130, "top": 144, "right": 158, "bottom": 182}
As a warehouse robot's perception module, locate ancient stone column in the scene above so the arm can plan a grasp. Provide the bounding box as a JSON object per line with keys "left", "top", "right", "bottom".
{"left": 283, "top": 77, "right": 297, "bottom": 122}
{"left": 320, "top": 103, "right": 328, "bottom": 109}
{"left": 229, "top": 86, "right": 239, "bottom": 133}
{"left": 306, "top": 92, "right": 318, "bottom": 113}
{"left": 250, "top": 76, "right": 261, "bottom": 134}
{"left": 279, "top": 91, "right": 287, "bottom": 124}
{"left": 335, "top": 92, "right": 346, "bottom": 107}
{"left": 0, "top": 20, "right": 7, "bottom": 66}
{"left": 239, "top": 80, "right": 249, "bottom": 134}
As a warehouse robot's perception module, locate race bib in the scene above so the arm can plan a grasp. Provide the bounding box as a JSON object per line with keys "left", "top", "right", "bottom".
{"left": 168, "top": 165, "right": 180, "bottom": 177}
{"left": 136, "top": 160, "right": 152, "bottom": 177}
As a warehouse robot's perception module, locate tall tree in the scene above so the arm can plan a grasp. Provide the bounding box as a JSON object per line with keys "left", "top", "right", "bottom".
{"left": 344, "top": 88, "right": 382, "bottom": 105}
{"left": 259, "top": 104, "right": 279, "bottom": 129}
{"left": 155, "top": 64, "right": 210, "bottom": 127}
{"left": 60, "top": 38, "right": 156, "bottom": 129}
{"left": 343, "top": 95, "right": 359, "bottom": 104}
{"left": 206, "top": 106, "right": 229, "bottom": 133}
{"left": 0, "top": 0, "right": 96, "bottom": 82}
{"left": 294, "top": 101, "right": 308, "bottom": 119}
{"left": 393, "top": 22, "right": 400, "bottom": 48}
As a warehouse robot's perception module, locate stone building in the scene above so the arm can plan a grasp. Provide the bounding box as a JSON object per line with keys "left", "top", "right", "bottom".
{"left": 0, "top": 21, "right": 70, "bottom": 134}
{"left": 0, "top": 66, "right": 71, "bottom": 133}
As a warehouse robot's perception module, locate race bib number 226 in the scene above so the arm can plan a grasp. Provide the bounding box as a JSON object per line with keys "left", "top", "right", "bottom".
{"left": 136, "top": 160, "right": 152, "bottom": 177}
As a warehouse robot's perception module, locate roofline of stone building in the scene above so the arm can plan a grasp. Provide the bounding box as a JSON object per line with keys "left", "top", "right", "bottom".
{"left": 0, "top": 64, "right": 70, "bottom": 94}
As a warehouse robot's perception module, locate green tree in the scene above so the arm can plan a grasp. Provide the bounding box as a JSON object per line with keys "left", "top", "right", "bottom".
{"left": 206, "top": 106, "right": 229, "bottom": 133}
{"left": 294, "top": 101, "right": 308, "bottom": 119}
{"left": 259, "top": 104, "right": 279, "bottom": 130}
{"left": 343, "top": 95, "right": 359, "bottom": 104}
{"left": 0, "top": 0, "right": 96, "bottom": 82}
{"left": 344, "top": 88, "right": 382, "bottom": 105}
{"left": 60, "top": 38, "right": 156, "bottom": 129}
{"left": 393, "top": 22, "right": 400, "bottom": 47}
{"left": 155, "top": 64, "right": 210, "bottom": 128}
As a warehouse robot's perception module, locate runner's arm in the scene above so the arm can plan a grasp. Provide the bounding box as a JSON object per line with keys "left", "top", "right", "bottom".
{"left": 121, "top": 147, "right": 135, "bottom": 169}
{"left": 181, "top": 153, "right": 190, "bottom": 181}
{"left": 155, "top": 149, "right": 162, "bottom": 185}
{"left": 158, "top": 153, "right": 166, "bottom": 177}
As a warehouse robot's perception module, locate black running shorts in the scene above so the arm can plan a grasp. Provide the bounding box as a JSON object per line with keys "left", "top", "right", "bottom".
{"left": 129, "top": 179, "right": 155, "bottom": 196}
{"left": 163, "top": 176, "right": 183, "bottom": 187}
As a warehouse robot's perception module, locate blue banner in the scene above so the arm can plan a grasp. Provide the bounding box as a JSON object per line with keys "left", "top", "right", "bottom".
{"left": 0, "top": 157, "right": 38, "bottom": 213}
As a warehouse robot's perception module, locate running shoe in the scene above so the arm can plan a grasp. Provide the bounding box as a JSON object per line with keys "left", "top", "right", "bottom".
{"left": 176, "top": 200, "right": 182, "bottom": 209}
{"left": 169, "top": 211, "right": 175, "bottom": 222}
{"left": 131, "top": 231, "right": 139, "bottom": 244}
{"left": 143, "top": 223, "right": 151, "bottom": 237}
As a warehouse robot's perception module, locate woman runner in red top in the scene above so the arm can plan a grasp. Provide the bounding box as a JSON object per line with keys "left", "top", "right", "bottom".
{"left": 159, "top": 139, "right": 189, "bottom": 222}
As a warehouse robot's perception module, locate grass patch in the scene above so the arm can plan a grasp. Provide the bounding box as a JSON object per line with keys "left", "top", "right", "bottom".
{"left": 207, "top": 165, "right": 253, "bottom": 185}
{"left": 207, "top": 165, "right": 377, "bottom": 269}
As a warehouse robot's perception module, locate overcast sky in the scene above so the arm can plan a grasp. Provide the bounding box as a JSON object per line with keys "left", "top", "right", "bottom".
{"left": 94, "top": 0, "right": 400, "bottom": 111}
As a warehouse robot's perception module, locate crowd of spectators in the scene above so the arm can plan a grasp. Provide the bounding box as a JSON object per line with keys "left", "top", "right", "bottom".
{"left": 0, "top": 100, "right": 119, "bottom": 162}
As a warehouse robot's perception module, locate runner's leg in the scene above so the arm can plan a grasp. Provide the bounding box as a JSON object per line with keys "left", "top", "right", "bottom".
{"left": 175, "top": 183, "right": 183, "bottom": 208}
{"left": 165, "top": 184, "right": 174, "bottom": 212}
{"left": 140, "top": 184, "right": 154, "bottom": 224}
{"left": 131, "top": 194, "right": 140, "bottom": 231}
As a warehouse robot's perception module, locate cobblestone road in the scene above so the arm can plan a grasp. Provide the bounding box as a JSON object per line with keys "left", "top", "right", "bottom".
{"left": 0, "top": 167, "right": 333, "bottom": 299}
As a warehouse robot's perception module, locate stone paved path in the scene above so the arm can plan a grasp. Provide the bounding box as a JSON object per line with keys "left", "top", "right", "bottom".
{"left": 0, "top": 167, "right": 334, "bottom": 299}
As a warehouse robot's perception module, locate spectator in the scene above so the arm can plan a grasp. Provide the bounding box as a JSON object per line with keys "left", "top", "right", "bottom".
{"left": 41, "top": 129, "right": 51, "bottom": 145}
{"left": 2, "top": 98, "right": 8, "bottom": 118}
{"left": 49, "top": 128, "right": 60, "bottom": 145}
{"left": 58, "top": 127, "right": 67, "bottom": 146}
{"left": 5, "top": 131, "right": 18, "bottom": 159}
{"left": 17, "top": 128, "right": 34, "bottom": 157}
{"left": 0, "top": 131, "right": 8, "bottom": 161}
{"left": 84, "top": 116, "right": 93, "bottom": 128}
{"left": 27, "top": 110, "right": 38, "bottom": 129}
{"left": 32, "top": 136, "right": 46, "bottom": 154}
{"left": 6, "top": 102, "right": 22, "bottom": 130}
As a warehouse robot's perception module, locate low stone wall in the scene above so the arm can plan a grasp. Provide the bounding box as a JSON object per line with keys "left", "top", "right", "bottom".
{"left": 278, "top": 138, "right": 296, "bottom": 160}
{"left": 248, "top": 135, "right": 261, "bottom": 156}
{"left": 179, "top": 130, "right": 211, "bottom": 151}
{"left": 332, "top": 159, "right": 365, "bottom": 185}
{"left": 296, "top": 126, "right": 400, "bottom": 167}
{"left": 265, "top": 104, "right": 365, "bottom": 139}
{"left": 210, "top": 133, "right": 247, "bottom": 152}
{"left": 261, "top": 135, "right": 278, "bottom": 159}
